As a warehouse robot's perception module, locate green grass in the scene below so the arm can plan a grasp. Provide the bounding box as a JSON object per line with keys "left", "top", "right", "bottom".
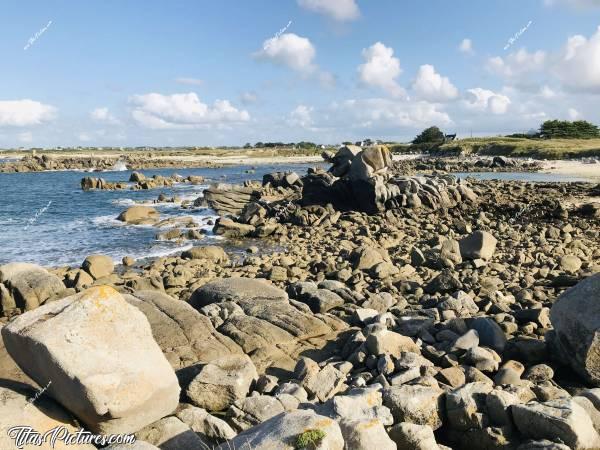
{"left": 295, "top": 429, "right": 326, "bottom": 449}
{"left": 389, "top": 137, "right": 600, "bottom": 160}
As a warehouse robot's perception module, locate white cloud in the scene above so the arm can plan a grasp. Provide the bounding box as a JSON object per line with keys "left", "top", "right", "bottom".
{"left": 17, "top": 131, "right": 33, "bottom": 143}
{"left": 0, "top": 100, "right": 56, "bottom": 127}
{"left": 412, "top": 65, "right": 458, "bottom": 102}
{"left": 459, "top": 38, "right": 473, "bottom": 54}
{"left": 540, "top": 85, "right": 559, "bottom": 98}
{"left": 568, "top": 107, "right": 581, "bottom": 119}
{"left": 287, "top": 105, "right": 315, "bottom": 128}
{"left": 90, "top": 107, "right": 120, "bottom": 124}
{"left": 338, "top": 98, "right": 452, "bottom": 129}
{"left": 487, "top": 49, "right": 546, "bottom": 78}
{"left": 255, "top": 33, "right": 316, "bottom": 74}
{"left": 555, "top": 26, "right": 600, "bottom": 92}
{"left": 297, "top": 0, "right": 360, "bottom": 21}
{"left": 175, "top": 77, "right": 204, "bottom": 86}
{"left": 78, "top": 132, "right": 92, "bottom": 142}
{"left": 464, "top": 88, "right": 511, "bottom": 114}
{"left": 357, "top": 42, "right": 404, "bottom": 97}
{"left": 129, "top": 92, "right": 250, "bottom": 129}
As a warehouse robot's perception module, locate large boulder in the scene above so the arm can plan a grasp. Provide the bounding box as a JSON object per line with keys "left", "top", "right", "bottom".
{"left": 512, "top": 398, "right": 600, "bottom": 449}
{"left": 1, "top": 286, "right": 180, "bottom": 434}
{"left": 217, "top": 410, "right": 344, "bottom": 450}
{"left": 125, "top": 290, "right": 242, "bottom": 369}
{"left": 181, "top": 246, "right": 229, "bottom": 263}
{"left": 213, "top": 217, "right": 255, "bottom": 238}
{"left": 348, "top": 145, "right": 393, "bottom": 182}
{"left": 81, "top": 254, "right": 114, "bottom": 280}
{"left": 117, "top": 206, "right": 159, "bottom": 224}
{"left": 459, "top": 231, "right": 498, "bottom": 260}
{"left": 186, "top": 354, "right": 258, "bottom": 411}
{"left": 190, "top": 277, "right": 288, "bottom": 309}
{"left": 0, "top": 262, "right": 65, "bottom": 312}
{"left": 550, "top": 274, "right": 600, "bottom": 384}
{"left": 203, "top": 184, "right": 261, "bottom": 216}
{"left": 0, "top": 383, "right": 96, "bottom": 450}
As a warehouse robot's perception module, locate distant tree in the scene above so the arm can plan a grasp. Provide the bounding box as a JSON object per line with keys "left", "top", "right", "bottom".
{"left": 342, "top": 141, "right": 352, "bottom": 146}
{"left": 412, "top": 126, "right": 445, "bottom": 144}
{"left": 539, "top": 120, "right": 600, "bottom": 139}
{"left": 243, "top": 142, "right": 252, "bottom": 149}
{"left": 254, "top": 142, "right": 264, "bottom": 148}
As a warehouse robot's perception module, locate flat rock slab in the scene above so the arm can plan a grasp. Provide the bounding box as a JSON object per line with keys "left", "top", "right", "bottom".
{"left": 0, "top": 382, "right": 96, "bottom": 450}
{"left": 1, "top": 286, "right": 180, "bottom": 434}
{"left": 125, "top": 290, "right": 242, "bottom": 369}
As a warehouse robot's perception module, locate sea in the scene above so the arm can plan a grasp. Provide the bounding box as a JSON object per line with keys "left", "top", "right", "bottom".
{"left": 0, "top": 163, "right": 595, "bottom": 267}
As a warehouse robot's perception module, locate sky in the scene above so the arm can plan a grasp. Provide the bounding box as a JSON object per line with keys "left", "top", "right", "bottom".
{"left": 1, "top": 0, "right": 600, "bottom": 148}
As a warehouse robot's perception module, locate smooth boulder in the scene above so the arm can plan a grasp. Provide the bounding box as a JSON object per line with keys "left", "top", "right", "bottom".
{"left": 550, "top": 274, "right": 600, "bottom": 384}
{"left": 1, "top": 286, "right": 180, "bottom": 434}
{"left": 81, "top": 254, "right": 114, "bottom": 280}
{"left": 117, "top": 206, "right": 159, "bottom": 224}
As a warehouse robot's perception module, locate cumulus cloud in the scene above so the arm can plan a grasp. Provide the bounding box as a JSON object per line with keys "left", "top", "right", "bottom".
{"left": 487, "top": 49, "right": 547, "bottom": 78}
{"left": 255, "top": 33, "right": 317, "bottom": 74}
{"left": 287, "top": 105, "right": 315, "bottom": 129}
{"left": 90, "top": 107, "right": 120, "bottom": 124}
{"left": 358, "top": 42, "right": 404, "bottom": 97}
{"left": 412, "top": 65, "right": 459, "bottom": 102}
{"left": 297, "top": 0, "right": 360, "bottom": 21}
{"left": 0, "top": 99, "right": 56, "bottom": 127}
{"left": 129, "top": 92, "right": 250, "bottom": 129}
{"left": 338, "top": 98, "right": 452, "bottom": 129}
{"left": 464, "top": 88, "right": 511, "bottom": 114}
{"left": 459, "top": 38, "right": 473, "bottom": 54}
{"left": 555, "top": 26, "right": 600, "bottom": 92}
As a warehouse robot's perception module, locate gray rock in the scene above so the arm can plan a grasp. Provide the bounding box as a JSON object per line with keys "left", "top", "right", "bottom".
{"left": 1, "top": 286, "right": 180, "bottom": 434}
{"left": 186, "top": 354, "right": 258, "bottom": 411}
{"left": 470, "top": 317, "right": 507, "bottom": 353}
{"left": 512, "top": 398, "right": 600, "bottom": 449}
{"left": 0, "top": 383, "right": 96, "bottom": 450}
{"left": 549, "top": 274, "right": 600, "bottom": 384}
{"left": 383, "top": 385, "right": 445, "bottom": 430}
{"left": 339, "top": 418, "right": 396, "bottom": 450}
{"left": 0, "top": 262, "right": 65, "bottom": 312}
{"left": 459, "top": 230, "right": 497, "bottom": 260}
{"left": 388, "top": 422, "right": 441, "bottom": 450}
{"left": 216, "top": 410, "right": 344, "bottom": 450}
{"left": 176, "top": 405, "right": 236, "bottom": 442}
{"left": 81, "top": 254, "right": 114, "bottom": 279}
{"left": 190, "top": 277, "right": 288, "bottom": 309}
{"left": 445, "top": 382, "right": 493, "bottom": 431}
{"left": 135, "top": 416, "right": 209, "bottom": 450}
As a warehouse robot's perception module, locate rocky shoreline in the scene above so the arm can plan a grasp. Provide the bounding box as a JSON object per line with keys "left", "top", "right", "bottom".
{"left": 1, "top": 145, "right": 600, "bottom": 449}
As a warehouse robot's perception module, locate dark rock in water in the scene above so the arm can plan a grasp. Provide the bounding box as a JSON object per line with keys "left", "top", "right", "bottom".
{"left": 203, "top": 183, "right": 261, "bottom": 216}
{"left": 129, "top": 171, "right": 146, "bottom": 182}
{"left": 262, "top": 171, "right": 301, "bottom": 188}
{"left": 550, "top": 274, "right": 600, "bottom": 385}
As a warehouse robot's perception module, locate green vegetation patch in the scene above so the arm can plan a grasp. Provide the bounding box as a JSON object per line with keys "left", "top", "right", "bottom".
{"left": 295, "top": 429, "right": 327, "bottom": 449}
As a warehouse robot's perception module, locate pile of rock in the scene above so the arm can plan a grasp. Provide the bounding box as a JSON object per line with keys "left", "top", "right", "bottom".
{"left": 302, "top": 145, "right": 477, "bottom": 213}
{"left": 201, "top": 183, "right": 262, "bottom": 216}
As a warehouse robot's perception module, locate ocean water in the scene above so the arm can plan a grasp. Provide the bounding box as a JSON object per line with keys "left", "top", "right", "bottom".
{"left": 0, "top": 165, "right": 595, "bottom": 267}
{"left": 0, "top": 163, "right": 322, "bottom": 267}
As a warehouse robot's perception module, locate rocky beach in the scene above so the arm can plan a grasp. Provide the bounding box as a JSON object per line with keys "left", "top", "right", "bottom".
{"left": 0, "top": 144, "right": 599, "bottom": 449}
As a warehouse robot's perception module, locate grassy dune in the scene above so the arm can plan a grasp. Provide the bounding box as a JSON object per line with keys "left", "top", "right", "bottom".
{"left": 392, "top": 137, "right": 600, "bottom": 159}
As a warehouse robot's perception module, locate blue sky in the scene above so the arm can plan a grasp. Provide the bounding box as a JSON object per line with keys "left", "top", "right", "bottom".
{"left": 1, "top": 0, "right": 600, "bottom": 147}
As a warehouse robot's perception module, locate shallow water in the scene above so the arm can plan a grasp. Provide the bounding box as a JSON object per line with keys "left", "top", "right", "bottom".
{"left": 0, "top": 163, "right": 323, "bottom": 267}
